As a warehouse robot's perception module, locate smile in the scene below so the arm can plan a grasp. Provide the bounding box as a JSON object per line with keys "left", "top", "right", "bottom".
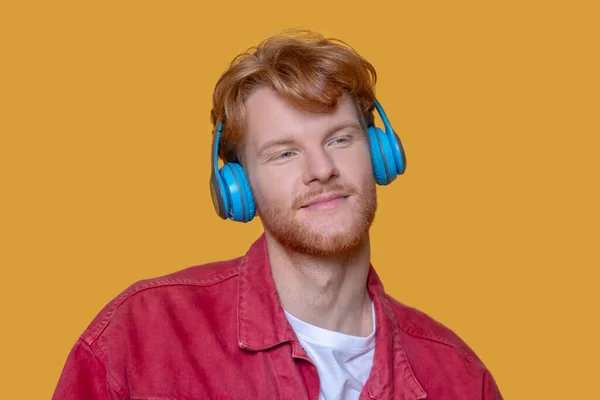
{"left": 300, "top": 193, "right": 350, "bottom": 211}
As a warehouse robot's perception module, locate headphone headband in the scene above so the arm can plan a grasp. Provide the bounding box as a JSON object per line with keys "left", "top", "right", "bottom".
{"left": 374, "top": 99, "right": 393, "bottom": 133}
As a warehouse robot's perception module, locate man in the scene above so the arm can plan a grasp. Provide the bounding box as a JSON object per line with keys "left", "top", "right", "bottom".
{"left": 53, "top": 30, "right": 503, "bottom": 399}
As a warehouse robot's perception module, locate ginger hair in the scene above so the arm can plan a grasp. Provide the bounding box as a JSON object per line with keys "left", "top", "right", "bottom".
{"left": 210, "top": 29, "right": 377, "bottom": 163}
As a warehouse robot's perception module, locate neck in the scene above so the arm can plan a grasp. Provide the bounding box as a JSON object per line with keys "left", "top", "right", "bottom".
{"left": 265, "top": 232, "right": 374, "bottom": 337}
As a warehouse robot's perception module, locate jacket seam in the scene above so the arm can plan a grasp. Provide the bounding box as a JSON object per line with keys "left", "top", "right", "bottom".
{"left": 398, "top": 324, "right": 476, "bottom": 363}
{"left": 236, "top": 252, "right": 248, "bottom": 349}
{"left": 81, "top": 338, "right": 129, "bottom": 400}
{"left": 86, "top": 267, "right": 240, "bottom": 345}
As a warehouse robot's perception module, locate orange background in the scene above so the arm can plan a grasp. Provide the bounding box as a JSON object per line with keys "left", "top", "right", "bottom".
{"left": 1, "top": 1, "right": 598, "bottom": 398}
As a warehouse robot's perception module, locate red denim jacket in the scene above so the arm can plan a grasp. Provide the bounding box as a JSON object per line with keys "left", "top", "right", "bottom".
{"left": 53, "top": 234, "right": 503, "bottom": 399}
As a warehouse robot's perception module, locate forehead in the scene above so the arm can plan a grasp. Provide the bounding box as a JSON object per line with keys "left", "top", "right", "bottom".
{"left": 243, "top": 87, "right": 360, "bottom": 148}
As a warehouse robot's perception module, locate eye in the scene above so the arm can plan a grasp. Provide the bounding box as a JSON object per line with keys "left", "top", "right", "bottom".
{"left": 270, "top": 151, "right": 296, "bottom": 162}
{"left": 328, "top": 136, "right": 353, "bottom": 146}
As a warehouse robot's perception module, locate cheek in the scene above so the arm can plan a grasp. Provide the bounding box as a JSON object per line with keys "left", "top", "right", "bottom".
{"left": 250, "top": 167, "right": 296, "bottom": 207}
{"left": 339, "top": 148, "right": 374, "bottom": 183}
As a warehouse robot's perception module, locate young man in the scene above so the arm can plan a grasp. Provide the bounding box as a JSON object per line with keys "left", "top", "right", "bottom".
{"left": 53, "top": 30, "right": 503, "bottom": 399}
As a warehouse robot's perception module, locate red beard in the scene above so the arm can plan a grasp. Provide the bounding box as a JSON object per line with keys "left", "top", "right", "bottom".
{"left": 256, "top": 181, "right": 377, "bottom": 257}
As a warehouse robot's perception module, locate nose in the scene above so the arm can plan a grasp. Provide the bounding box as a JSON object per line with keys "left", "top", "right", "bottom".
{"left": 302, "top": 146, "right": 340, "bottom": 185}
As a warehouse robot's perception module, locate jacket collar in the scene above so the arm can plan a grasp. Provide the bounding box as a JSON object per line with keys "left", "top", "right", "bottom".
{"left": 364, "top": 268, "right": 427, "bottom": 400}
{"left": 237, "top": 234, "right": 427, "bottom": 400}
{"left": 237, "top": 233, "right": 297, "bottom": 350}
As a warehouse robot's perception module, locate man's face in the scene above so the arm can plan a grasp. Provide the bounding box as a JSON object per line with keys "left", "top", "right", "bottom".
{"left": 243, "top": 87, "right": 377, "bottom": 256}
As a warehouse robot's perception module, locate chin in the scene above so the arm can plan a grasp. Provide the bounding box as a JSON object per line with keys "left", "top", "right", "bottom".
{"left": 303, "top": 217, "right": 356, "bottom": 236}
{"left": 270, "top": 216, "right": 371, "bottom": 257}
{"left": 302, "top": 230, "right": 368, "bottom": 257}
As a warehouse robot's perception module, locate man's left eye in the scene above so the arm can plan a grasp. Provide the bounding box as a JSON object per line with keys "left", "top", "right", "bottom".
{"left": 329, "top": 136, "right": 352, "bottom": 145}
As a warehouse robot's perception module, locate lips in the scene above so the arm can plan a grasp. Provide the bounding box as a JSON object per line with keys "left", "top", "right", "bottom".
{"left": 300, "top": 192, "right": 350, "bottom": 208}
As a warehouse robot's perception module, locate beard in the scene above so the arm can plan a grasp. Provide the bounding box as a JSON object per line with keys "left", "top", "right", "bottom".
{"left": 256, "top": 181, "right": 378, "bottom": 257}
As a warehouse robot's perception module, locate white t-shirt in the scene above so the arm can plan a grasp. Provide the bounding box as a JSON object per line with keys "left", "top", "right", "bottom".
{"left": 284, "top": 304, "right": 376, "bottom": 400}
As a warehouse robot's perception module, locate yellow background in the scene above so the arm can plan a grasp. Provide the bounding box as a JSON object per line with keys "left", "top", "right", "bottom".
{"left": 1, "top": 0, "right": 598, "bottom": 398}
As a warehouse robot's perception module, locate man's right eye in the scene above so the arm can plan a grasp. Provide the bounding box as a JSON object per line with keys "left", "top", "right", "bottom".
{"left": 271, "top": 151, "right": 295, "bottom": 161}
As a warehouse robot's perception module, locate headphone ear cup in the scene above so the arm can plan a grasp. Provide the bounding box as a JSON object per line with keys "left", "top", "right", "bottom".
{"left": 231, "top": 163, "right": 255, "bottom": 222}
{"left": 389, "top": 131, "right": 406, "bottom": 175}
{"left": 368, "top": 126, "right": 389, "bottom": 185}
{"left": 378, "top": 126, "right": 402, "bottom": 185}
{"left": 210, "top": 175, "right": 230, "bottom": 220}
{"left": 219, "top": 162, "right": 255, "bottom": 222}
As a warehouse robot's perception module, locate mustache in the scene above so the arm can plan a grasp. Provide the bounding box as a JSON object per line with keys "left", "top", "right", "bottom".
{"left": 292, "top": 184, "right": 358, "bottom": 210}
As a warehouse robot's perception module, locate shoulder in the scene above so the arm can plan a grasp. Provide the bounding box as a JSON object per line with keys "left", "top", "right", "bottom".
{"left": 386, "top": 295, "right": 503, "bottom": 398}
{"left": 385, "top": 295, "right": 486, "bottom": 367}
{"left": 79, "top": 256, "right": 243, "bottom": 346}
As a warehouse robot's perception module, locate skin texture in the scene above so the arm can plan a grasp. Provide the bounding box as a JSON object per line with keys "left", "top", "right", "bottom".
{"left": 243, "top": 87, "right": 377, "bottom": 336}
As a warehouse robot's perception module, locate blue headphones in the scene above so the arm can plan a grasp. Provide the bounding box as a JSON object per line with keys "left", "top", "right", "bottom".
{"left": 209, "top": 99, "right": 406, "bottom": 222}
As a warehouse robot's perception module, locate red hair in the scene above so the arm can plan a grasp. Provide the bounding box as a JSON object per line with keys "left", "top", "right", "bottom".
{"left": 210, "top": 29, "right": 377, "bottom": 163}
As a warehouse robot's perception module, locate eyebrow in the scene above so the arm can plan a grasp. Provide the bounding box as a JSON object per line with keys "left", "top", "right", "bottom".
{"left": 256, "top": 121, "right": 363, "bottom": 157}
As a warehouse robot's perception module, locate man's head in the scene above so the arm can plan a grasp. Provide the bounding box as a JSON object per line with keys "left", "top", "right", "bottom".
{"left": 211, "top": 30, "right": 379, "bottom": 256}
